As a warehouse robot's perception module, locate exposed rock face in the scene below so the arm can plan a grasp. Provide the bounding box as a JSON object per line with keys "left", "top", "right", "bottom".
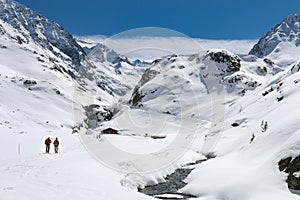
{"left": 279, "top": 155, "right": 300, "bottom": 190}
{"left": 0, "top": 0, "right": 85, "bottom": 67}
{"left": 204, "top": 50, "right": 241, "bottom": 74}
{"left": 255, "top": 66, "right": 268, "bottom": 76}
{"left": 129, "top": 68, "right": 160, "bottom": 107}
{"left": 249, "top": 14, "right": 300, "bottom": 58}
{"left": 290, "top": 62, "right": 300, "bottom": 74}
{"left": 84, "top": 104, "right": 113, "bottom": 129}
{"left": 203, "top": 50, "right": 259, "bottom": 95}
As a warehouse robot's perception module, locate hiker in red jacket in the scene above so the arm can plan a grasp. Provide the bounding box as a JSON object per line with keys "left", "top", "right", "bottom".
{"left": 53, "top": 137, "right": 59, "bottom": 154}
{"left": 44, "top": 137, "right": 52, "bottom": 154}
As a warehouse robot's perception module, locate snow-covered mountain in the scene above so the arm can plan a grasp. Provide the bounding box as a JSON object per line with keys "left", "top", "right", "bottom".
{"left": 88, "top": 43, "right": 122, "bottom": 63}
{"left": 81, "top": 43, "right": 148, "bottom": 97}
{"left": 0, "top": 0, "right": 85, "bottom": 68}
{"left": 1, "top": 0, "right": 148, "bottom": 99}
{"left": 249, "top": 13, "right": 300, "bottom": 67}
{"left": 126, "top": 48, "right": 284, "bottom": 114}
{"left": 1, "top": 1, "right": 300, "bottom": 200}
{"left": 181, "top": 57, "right": 300, "bottom": 199}
{"left": 128, "top": 50, "right": 252, "bottom": 111}
{"left": 0, "top": 1, "right": 149, "bottom": 200}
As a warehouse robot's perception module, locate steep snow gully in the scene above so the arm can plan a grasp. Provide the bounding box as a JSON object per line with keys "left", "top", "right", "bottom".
{"left": 1, "top": 0, "right": 300, "bottom": 199}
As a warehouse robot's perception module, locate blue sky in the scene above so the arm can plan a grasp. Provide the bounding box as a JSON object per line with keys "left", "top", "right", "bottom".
{"left": 17, "top": 0, "right": 300, "bottom": 39}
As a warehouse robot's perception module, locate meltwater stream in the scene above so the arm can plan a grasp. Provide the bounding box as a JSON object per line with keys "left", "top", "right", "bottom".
{"left": 138, "top": 155, "right": 216, "bottom": 200}
{"left": 139, "top": 167, "right": 196, "bottom": 199}
{"left": 139, "top": 154, "right": 216, "bottom": 200}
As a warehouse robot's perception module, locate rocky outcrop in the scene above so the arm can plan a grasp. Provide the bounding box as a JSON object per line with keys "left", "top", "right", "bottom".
{"left": 204, "top": 50, "right": 241, "bottom": 74}
{"left": 23, "top": 79, "right": 37, "bottom": 85}
{"left": 279, "top": 155, "right": 300, "bottom": 190}
{"left": 290, "top": 62, "right": 300, "bottom": 74}
{"left": 84, "top": 104, "right": 113, "bottom": 129}
{"left": 129, "top": 68, "right": 160, "bottom": 107}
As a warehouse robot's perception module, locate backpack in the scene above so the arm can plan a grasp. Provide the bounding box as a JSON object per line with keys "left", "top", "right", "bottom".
{"left": 54, "top": 140, "right": 59, "bottom": 146}
{"left": 45, "top": 138, "right": 51, "bottom": 145}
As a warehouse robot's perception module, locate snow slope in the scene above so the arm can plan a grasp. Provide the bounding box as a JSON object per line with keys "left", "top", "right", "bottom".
{"left": 181, "top": 61, "right": 300, "bottom": 200}
{"left": 179, "top": 16, "right": 300, "bottom": 200}
{"left": 0, "top": 2, "right": 151, "bottom": 200}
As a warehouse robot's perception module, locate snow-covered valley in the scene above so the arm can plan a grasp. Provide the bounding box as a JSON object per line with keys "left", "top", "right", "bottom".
{"left": 1, "top": 0, "right": 300, "bottom": 199}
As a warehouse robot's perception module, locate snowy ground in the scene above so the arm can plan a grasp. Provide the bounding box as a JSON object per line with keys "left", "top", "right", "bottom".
{"left": 0, "top": 133, "right": 156, "bottom": 200}
{"left": 0, "top": 24, "right": 153, "bottom": 200}
{"left": 181, "top": 62, "right": 300, "bottom": 200}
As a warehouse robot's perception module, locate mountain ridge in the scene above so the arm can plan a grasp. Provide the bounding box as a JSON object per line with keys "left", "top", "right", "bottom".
{"left": 0, "top": 0, "right": 85, "bottom": 67}
{"left": 249, "top": 13, "right": 300, "bottom": 59}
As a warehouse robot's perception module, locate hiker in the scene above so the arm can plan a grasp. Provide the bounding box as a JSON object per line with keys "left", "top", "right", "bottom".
{"left": 44, "top": 137, "right": 52, "bottom": 154}
{"left": 53, "top": 137, "right": 59, "bottom": 154}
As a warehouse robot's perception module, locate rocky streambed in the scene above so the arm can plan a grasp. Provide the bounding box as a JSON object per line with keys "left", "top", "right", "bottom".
{"left": 138, "top": 156, "right": 214, "bottom": 200}
{"left": 139, "top": 167, "right": 195, "bottom": 199}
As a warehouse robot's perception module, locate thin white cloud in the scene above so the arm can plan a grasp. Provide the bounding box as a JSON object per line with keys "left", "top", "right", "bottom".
{"left": 76, "top": 35, "right": 257, "bottom": 60}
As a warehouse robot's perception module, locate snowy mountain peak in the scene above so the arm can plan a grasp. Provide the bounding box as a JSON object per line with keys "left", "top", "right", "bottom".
{"left": 87, "top": 43, "right": 120, "bottom": 63}
{"left": 249, "top": 13, "right": 300, "bottom": 58}
{"left": 86, "top": 42, "right": 150, "bottom": 68}
{"left": 0, "top": 0, "right": 85, "bottom": 67}
{"left": 128, "top": 49, "right": 259, "bottom": 110}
